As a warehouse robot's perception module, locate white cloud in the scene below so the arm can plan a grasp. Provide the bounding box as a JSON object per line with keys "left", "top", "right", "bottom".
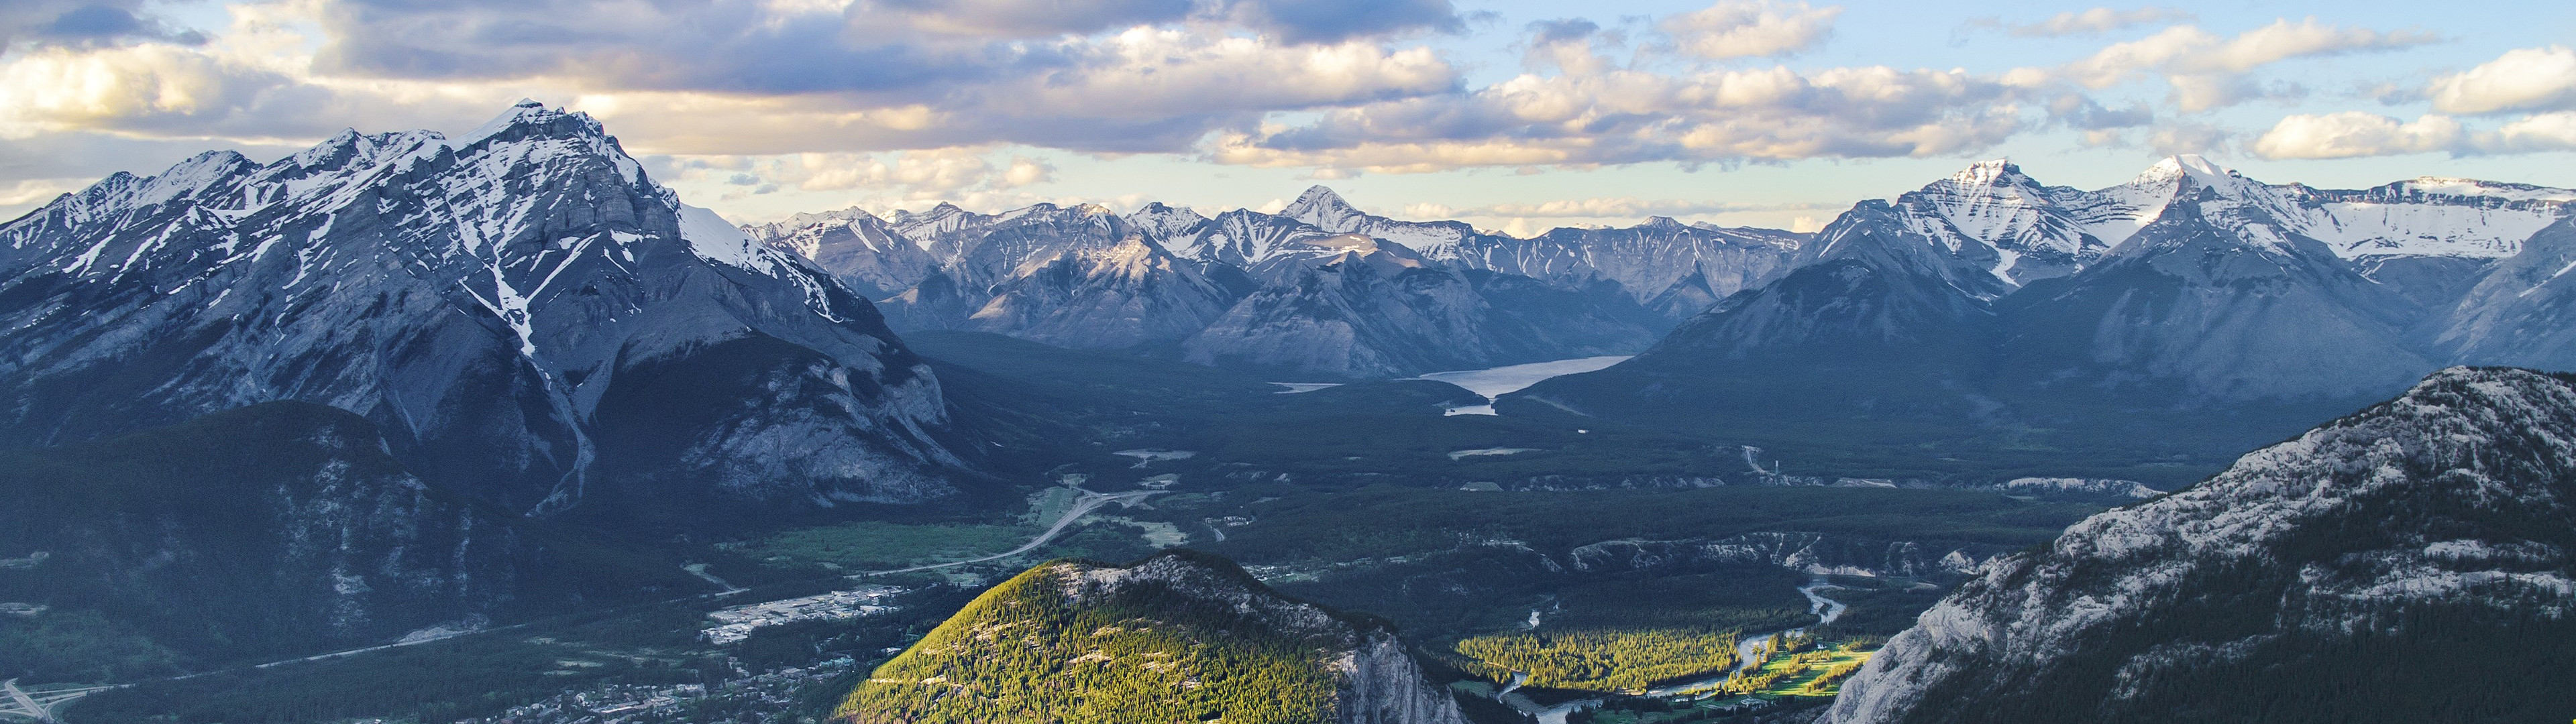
{"left": 2001, "top": 7, "right": 2190, "bottom": 38}
{"left": 1658, "top": 1, "right": 1841, "bottom": 60}
{"left": 2146, "top": 121, "right": 2231, "bottom": 155}
{"left": 1001, "top": 156, "right": 1055, "bottom": 188}
{"left": 2059, "top": 19, "right": 2438, "bottom": 112}
{"left": 1212, "top": 62, "right": 2035, "bottom": 173}
{"left": 0, "top": 0, "right": 1464, "bottom": 156}
{"left": 2476, "top": 111, "right": 2576, "bottom": 154}
{"left": 2428, "top": 46, "right": 2576, "bottom": 115}
{"left": 2250, "top": 111, "right": 2461, "bottom": 159}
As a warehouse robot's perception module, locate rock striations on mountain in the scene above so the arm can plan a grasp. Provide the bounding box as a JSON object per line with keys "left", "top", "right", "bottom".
{"left": 0, "top": 101, "right": 976, "bottom": 523}
{"left": 838, "top": 550, "right": 1469, "bottom": 724}
{"left": 1821, "top": 366, "right": 2576, "bottom": 724}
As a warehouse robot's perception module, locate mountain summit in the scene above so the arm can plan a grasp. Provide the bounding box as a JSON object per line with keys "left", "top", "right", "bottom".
{"left": 0, "top": 102, "right": 976, "bottom": 523}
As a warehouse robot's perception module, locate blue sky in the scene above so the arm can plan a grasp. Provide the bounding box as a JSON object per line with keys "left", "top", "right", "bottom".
{"left": 2, "top": 0, "right": 2571, "bottom": 233}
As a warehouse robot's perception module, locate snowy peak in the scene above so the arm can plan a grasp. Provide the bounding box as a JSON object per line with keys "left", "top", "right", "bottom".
{"left": 1886, "top": 158, "right": 2102, "bottom": 284}
{"left": 457, "top": 98, "right": 611, "bottom": 149}
{"left": 1945, "top": 158, "right": 2023, "bottom": 186}
{"left": 1123, "top": 201, "right": 1208, "bottom": 241}
{"left": 2131, "top": 154, "right": 2240, "bottom": 190}
{"left": 1283, "top": 184, "right": 1367, "bottom": 233}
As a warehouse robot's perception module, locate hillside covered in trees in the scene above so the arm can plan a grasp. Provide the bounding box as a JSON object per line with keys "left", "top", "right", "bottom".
{"left": 838, "top": 550, "right": 1466, "bottom": 724}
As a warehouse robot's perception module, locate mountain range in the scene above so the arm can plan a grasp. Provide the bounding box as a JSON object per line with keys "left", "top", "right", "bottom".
{"left": 9, "top": 101, "right": 2576, "bottom": 723}
{"left": 1511, "top": 156, "right": 2576, "bottom": 475}
{"left": 748, "top": 186, "right": 1805, "bottom": 377}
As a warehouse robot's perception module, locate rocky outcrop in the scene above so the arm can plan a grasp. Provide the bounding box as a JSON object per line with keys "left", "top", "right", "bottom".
{"left": 1823, "top": 367, "right": 2576, "bottom": 724}
{"left": 1567, "top": 532, "right": 2004, "bottom": 581}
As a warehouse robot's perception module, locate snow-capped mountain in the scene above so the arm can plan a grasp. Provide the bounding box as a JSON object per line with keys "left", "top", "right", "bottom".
{"left": 1513, "top": 155, "right": 2576, "bottom": 473}
{"left": 0, "top": 101, "right": 973, "bottom": 520}
{"left": 1997, "top": 168, "right": 2440, "bottom": 402}
{"left": 743, "top": 207, "right": 936, "bottom": 298}
{"left": 968, "top": 237, "right": 1249, "bottom": 349}
{"left": 2430, "top": 215, "right": 2576, "bottom": 370}
{"left": 1823, "top": 367, "right": 2576, "bottom": 723}
{"left": 755, "top": 186, "right": 1715, "bottom": 377}
{"left": 1493, "top": 217, "right": 1809, "bottom": 319}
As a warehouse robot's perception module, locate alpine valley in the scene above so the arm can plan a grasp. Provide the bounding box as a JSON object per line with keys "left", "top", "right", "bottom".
{"left": 5, "top": 103, "right": 2573, "bottom": 724}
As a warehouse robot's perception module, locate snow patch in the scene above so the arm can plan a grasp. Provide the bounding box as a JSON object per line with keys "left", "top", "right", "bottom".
{"left": 678, "top": 204, "right": 779, "bottom": 273}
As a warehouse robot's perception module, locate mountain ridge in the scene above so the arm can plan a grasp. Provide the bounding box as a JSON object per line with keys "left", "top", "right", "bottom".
{"left": 1821, "top": 365, "right": 2576, "bottom": 724}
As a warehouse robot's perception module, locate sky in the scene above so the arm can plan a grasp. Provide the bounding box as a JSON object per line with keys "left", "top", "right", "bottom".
{"left": 1, "top": 0, "right": 2572, "bottom": 235}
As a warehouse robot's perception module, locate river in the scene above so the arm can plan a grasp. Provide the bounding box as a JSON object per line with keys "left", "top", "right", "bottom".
{"left": 1640, "top": 580, "right": 1848, "bottom": 697}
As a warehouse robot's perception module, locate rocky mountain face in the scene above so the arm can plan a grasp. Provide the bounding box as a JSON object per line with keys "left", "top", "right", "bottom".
{"left": 0, "top": 402, "right": 694, "bottom": 676}
{"left": 1515, "top": 156, "right": 2576, "bottom": 471}
{"left": 1822, "top": 367, "right": 2576, "bottom": 723}
{"left": 837, "top": 550, "right": 1470, "bottom": 724}
{"left": 2430, "top": 214, "right": 2576, "bottom": 369}
{"left": 753, "top": 186, "right": 1798, "bottom": 378}
{"left": 0, "top": 101, "right": 976, "bottom": 523}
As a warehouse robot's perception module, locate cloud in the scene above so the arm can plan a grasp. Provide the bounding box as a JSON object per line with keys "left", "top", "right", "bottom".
{"left": 2145, "top": 121, "right": 2231, "bottom": 155}
{"left": 1998, "top": 7, "right": 2191, "bottom": 38}
{"left": 2427, "top": 46, "right": 2576, "bottom": 115}
{"left": 309, "top": 0, "right": 1460, "bottom": 95}
{"left": 1657, "top": 0, "right": 1841, "bottom": 60}
{"left": 0, "top": 1, "right": 1463, "bottom": 157}
{"left": 2250, "top": 111, "right": 2461, "bottom": 159}
{"left": 2059, "top": 19, "right": 2439, "bottom": 112}
{"left": 0, "top": 43, "right": 323, "bottom": 139}
{"left": 1212, "top": 62, "right": 2035, "bottom": 173}
{"left": 1, "top": 1, "right": 205, "bottom": 50}
{"left": 653, "top": 146, "right": 1071, "bottom": 201}
{"left": 2477, "top": 111, "right": 2576, "bottom": 154}
{"left": 1219, "top": 0, "right": 1464, "bottom": 44}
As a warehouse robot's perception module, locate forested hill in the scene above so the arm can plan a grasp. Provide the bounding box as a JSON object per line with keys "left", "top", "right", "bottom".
{"left": 837, "top": 550, "right": 1468, "bottom": 724}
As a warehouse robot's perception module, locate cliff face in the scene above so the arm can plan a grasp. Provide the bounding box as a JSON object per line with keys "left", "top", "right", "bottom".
{"left": 839, "top": 550, "right": 1468, "bottom": 724}
{"left": 1821, "top": 367, "right": 2576, "bottom": 724}
{"left": 1337, "top": 631, "right": 1473, "bottom": 724}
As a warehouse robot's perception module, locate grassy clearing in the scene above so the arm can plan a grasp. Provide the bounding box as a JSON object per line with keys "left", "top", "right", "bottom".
{"left": 1703, "top": 635, "right": 1878, "bottom": 698}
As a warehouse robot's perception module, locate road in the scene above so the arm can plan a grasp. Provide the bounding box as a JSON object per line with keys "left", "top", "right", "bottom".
{"left": 1, "top": 679, "right": 114, "bottom": 723}
{"left": 863, "top": 487, "right": 1160, "bottom": 576}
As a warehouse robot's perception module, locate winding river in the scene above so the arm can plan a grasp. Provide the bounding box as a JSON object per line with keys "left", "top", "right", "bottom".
{"left": 1640, "top": 580, "right": 1848, "bottom": 696}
